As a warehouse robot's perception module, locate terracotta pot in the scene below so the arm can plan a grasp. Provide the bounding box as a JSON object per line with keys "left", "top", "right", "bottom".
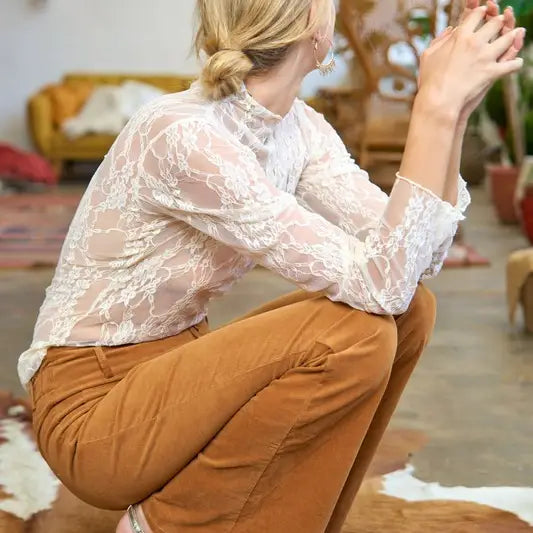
{"left": 486, "top": 164, "right": 520, "bottom": 224}
{"left": 520, "top": 186, "right": 533, "bottom": 245}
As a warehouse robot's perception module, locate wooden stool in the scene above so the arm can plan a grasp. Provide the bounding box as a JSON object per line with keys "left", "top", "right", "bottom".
{"left": 522, "top": 274, "right": 533, "bottom": 334}
{"left": 507, "top": 249, "right": 533, "bottom": 334}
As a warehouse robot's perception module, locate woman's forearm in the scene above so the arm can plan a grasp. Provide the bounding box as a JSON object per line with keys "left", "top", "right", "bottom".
{"left": 442, "top": 121, "right": 467, "bottom": 205}
{"left": 398, "top": 90, "right": 461, "bottom": 199}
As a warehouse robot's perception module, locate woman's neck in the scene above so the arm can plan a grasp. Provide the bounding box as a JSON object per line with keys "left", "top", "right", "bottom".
{"left": 245, "top": 46, "right": 310, "bottom": 117}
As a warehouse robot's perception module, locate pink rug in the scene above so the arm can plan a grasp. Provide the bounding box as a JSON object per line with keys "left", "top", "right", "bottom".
{"left": 0, "top": 193, "right": 81, "bottom": 268}
{"left": 443, "top": 243, "right": 491, "bottom": 269}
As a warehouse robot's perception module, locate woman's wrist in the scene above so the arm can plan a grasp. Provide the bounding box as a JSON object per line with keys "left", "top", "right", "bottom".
{"left": 413, "top": 87, "right": 462, "bottom": 130}
{"left": 399, "top": 90, "right": 461, "bottom": 197}
{"left": 456, "top": 117, "right": 469, "bottom": 137}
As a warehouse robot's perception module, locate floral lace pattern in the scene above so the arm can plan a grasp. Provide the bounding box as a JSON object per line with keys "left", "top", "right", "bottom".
{"left": 18, "top": 80, "right": 470, "bottom": 387}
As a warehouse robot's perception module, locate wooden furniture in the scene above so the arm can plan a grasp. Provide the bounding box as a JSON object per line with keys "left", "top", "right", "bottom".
{"left": 321, "top": 0, "right": 462, "bottom": 168}
{"left": 524, "top": 274, "right": 533, "bottom": 334}
{"left": 507, "top": 249, "right": 533, "bottom": 334}
{"left": 27, "top": 73, "right": 196, "bottom": 177}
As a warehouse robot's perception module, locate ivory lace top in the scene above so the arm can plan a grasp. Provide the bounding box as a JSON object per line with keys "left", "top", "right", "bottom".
{"left": 18, "top": 80, "right": 471, "bottom": 387}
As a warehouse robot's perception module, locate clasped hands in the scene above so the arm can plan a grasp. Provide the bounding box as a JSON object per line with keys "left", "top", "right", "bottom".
{"left": 419, "top": 0, "right": 526, "bottom": 125}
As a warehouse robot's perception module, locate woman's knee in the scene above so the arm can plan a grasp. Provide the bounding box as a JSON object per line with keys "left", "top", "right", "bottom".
{"left": 315, "top": 303, "right": 398, "bottom": 390}
{"left": 356, "top": 313, "right": 398, "bottom": 389}
{"left": 403, "top": 283, "right": 437, "bottom": 333}
{"left": 396, "top": 283, "right": 437, "bottom": 355}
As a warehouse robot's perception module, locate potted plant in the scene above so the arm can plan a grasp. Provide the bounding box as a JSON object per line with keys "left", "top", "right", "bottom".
{"left": 517, "top": 48, "right": 533, "bottom": 242}
{"left": 519, "top": 180, "right": 533, "bottom": 244}
{"left": 484, "top": 2, "right": 533, "bottom": 224}
{"left": 515, "top": 153, "right": 533, "bottom": 244}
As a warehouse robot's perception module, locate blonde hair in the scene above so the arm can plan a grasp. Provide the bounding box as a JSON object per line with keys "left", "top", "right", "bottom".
{"left": 194, "top": 0, "right": 330, "bottom": 100}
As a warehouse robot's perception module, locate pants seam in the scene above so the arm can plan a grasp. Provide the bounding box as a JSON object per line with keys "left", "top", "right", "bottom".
{"left": 228, "top": 353, "right": 332, "bottom": 533}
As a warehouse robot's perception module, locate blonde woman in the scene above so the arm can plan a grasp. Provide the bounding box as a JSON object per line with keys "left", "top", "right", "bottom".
{"left": 21, "top": 0, "right": 524, "bottom": 531}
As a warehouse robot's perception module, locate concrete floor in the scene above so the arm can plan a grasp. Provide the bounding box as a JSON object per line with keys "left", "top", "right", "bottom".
{"left": 1, "top": 183, "right": 532, "bottom": 488}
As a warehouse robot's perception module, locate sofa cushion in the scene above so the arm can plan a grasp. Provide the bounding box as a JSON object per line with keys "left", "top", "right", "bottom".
{"left": 61, "top": 81, "right": 165, "bottom": 139}
{"left": 0, "top": 143, "right": 58, "bottom": 184}
{"left": 43, "top": 81, "right": 94, "bottom": 126}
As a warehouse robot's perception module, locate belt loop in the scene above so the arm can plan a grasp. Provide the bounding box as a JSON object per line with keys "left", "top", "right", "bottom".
{"left": 93, "top": 346, "right": 114, "bottom": 379}
{"left": 198, "top": 317, "right": 210, "bottom": 335}
{"left": 190, "top": 317, "right": 210, "bottom": 338}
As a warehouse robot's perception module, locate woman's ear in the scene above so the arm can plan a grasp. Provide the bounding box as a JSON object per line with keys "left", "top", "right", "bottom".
{"left": 309, "top": 0, "right": 334, "bottom": 45}
{"left": 308, "top": 0, "right": 325, "bottom": 32}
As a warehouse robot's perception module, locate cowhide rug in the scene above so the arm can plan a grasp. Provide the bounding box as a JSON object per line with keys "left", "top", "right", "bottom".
{"left": 0, "top": 391, "right": 121, "bottom": 532}
{"left": 1, "top": 391, "right": 532, "bottom": 532}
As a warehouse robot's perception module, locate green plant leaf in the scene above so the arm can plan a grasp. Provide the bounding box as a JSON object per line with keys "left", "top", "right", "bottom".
{"left": 500, "top": 0, "right": 533, "bottom": 17}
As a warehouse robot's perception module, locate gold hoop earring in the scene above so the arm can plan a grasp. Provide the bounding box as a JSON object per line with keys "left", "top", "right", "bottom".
{"left": 314, "top": 37, "right": 336, "bottom": 76}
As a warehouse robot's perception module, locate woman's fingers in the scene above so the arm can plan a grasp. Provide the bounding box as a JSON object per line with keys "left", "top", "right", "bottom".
{"left": 499, "top": 30, "right": 526, "bottom": 61}
{"left": 497, "top": 6, "right": 518, "bottom": 60}
{"left": 490, "top": 27, "right": 526, "bottom": 59}
{"left": 459, "top": 0, "right": 480, "bottom": 24}
{"left": 481, "top": 1, "right": 501, "bottom": 45}
{"left": 480, "top": 5, "right": 519, "bottom": 62}
{"left": 460, "top": 5, "right": 488, "bottom": 34}
{"left": 486, "top": 0, "right": 500, "bottom": 19}
{"left": 502, "top": 6, "right": 517, "bottom": 36}
{"left": 476, "top": 13, "right": 506, "bottom": 42}
{"left": 494, "top": 56, "right": 524, "bottom": 76}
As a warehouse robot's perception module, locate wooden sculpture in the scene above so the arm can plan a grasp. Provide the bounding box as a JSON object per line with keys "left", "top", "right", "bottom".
{"left": 322, "top": 0, "right": 464, "bottom": 169}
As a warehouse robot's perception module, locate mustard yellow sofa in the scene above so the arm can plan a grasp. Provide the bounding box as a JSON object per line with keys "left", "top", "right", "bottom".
{"left": 27, "top": 73, "right": 196, "bottom": 177}
{"left": 28, "top": 73, "right": 328, "bottom": 179}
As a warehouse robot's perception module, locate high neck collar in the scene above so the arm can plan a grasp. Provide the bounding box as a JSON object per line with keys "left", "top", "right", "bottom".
{"left": 231, "top": 82, "right": 286, "bottom": 127}
{"left": 189, "top": 79, "right": 294, "bottom": 129}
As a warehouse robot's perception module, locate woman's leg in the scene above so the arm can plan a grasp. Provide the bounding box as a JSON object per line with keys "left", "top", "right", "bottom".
{"left": 324, "top": 283, "right": 437, "bottom": 533}
{"left": 35, "top": 291, "right": 398, "bottom": 533}
{"left": 137, "top": 297, "right": 398, "bottom": 533}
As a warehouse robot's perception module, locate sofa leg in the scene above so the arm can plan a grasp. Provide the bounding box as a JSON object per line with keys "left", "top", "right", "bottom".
{"left": 51, "top": 159, "right": 64, "bottom": 180}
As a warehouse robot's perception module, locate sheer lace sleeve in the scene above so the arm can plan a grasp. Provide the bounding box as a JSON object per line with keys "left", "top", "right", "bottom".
{"left": 296, "top": 104, "right": 471, "bottom": 284}
{"left": 417, "top": 175, "right": 471, "bottom": 278}
{"left": 139, "top": 118, "right": 443, "bottom": 315}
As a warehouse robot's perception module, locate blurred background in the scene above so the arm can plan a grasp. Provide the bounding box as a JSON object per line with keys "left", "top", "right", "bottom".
{"left": 1, "top": 1, "right": 533, "bottom": 532}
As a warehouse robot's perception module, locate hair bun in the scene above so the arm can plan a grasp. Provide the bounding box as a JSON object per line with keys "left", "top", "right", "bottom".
{"left": 200, "top": 49, "right": 254, "bottom": 100}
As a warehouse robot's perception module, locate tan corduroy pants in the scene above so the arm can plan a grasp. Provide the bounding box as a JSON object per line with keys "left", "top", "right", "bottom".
{"left": 29, "top": 284, "right": 436, "bottom": 533}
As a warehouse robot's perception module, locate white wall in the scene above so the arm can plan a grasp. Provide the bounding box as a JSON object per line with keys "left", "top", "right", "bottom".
{"left": 0, "top": 0, "right": 348, "bottom": 150}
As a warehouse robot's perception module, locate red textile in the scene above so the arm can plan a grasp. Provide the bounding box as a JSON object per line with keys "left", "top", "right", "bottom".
{"left": 0, "top": 144, "right": 57, "bottom": 185}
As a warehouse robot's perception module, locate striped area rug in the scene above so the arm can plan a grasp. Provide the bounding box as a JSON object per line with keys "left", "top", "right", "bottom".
{"left": 0, "top": 193, "right": 81, "bottom": 269}
{"left": 0, "top": 191, "right": 490, "bottom": 270}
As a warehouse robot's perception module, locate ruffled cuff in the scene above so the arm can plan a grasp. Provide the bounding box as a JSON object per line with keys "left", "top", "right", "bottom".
{"left": 454, "top": 174, "right": 472, "bottom": 213}
{"left": 396, "top": 173, "right": 471, "bottom": 250}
